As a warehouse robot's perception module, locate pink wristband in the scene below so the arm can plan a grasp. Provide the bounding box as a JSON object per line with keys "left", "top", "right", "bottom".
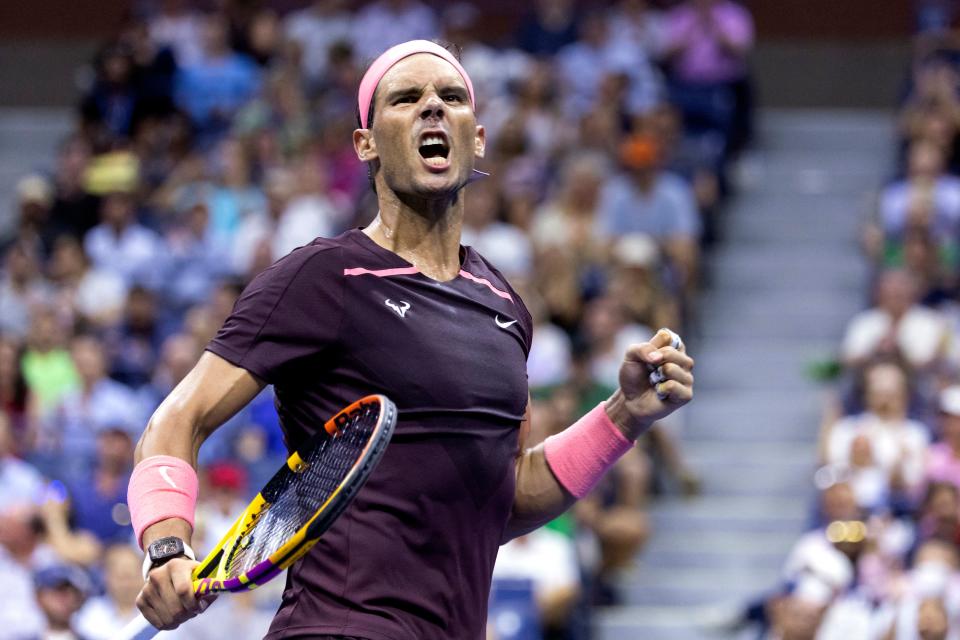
{"left": 543, "top": 403, "right": 634, "bottom": 499}
{"left": 127, "top": 455, "right": 199, "bottom": 549}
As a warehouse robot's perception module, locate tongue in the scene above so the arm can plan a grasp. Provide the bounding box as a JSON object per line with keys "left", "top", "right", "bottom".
{"left": 423, "top": 155, "right": 447, "bottom": 167}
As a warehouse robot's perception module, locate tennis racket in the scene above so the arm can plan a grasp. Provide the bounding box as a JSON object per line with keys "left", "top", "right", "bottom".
{"left": 115, "top": 394, "right": 397, "bottom": 640}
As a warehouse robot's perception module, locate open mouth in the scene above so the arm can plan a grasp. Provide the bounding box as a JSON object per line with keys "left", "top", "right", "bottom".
{"left": 418, "top": 133, "right": 450, "bottom": 168}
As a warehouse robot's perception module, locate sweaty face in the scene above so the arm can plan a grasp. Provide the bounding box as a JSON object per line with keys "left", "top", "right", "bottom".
{"left": 360, "top": 54, "right": 484, "bottom": 199}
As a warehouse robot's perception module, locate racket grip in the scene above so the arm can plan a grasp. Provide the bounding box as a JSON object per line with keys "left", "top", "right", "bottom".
{"left": 114, "top": 613, "right": 159, "bottom": 640}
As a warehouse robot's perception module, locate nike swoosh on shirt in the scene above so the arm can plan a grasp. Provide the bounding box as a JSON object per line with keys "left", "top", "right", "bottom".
{"left": 159, "top": 466, "right": 178, "bottom": 489}
{"left": 495, "top": 315, "right": 518, "bottom": 329}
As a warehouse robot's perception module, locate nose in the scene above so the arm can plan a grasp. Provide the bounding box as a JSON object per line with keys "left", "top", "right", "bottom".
{"left": 420, "top": 94, "right": 445, "bottom": 121}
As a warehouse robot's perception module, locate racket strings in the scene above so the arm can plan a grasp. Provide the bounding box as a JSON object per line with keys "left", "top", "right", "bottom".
{"left": 224, "top": 403, "right": 381, "bottom": 579}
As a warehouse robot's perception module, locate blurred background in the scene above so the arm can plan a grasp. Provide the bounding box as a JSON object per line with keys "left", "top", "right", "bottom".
{"left": 0, "top": 1, "right": 951, "bottom": 639}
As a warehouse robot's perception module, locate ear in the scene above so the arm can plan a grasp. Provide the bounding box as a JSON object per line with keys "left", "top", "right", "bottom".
{"left": 474, "top": 125, "right": 486, "bottom": 160}
{"left": 353, "top": 128, "right": 378, "bottom": 163}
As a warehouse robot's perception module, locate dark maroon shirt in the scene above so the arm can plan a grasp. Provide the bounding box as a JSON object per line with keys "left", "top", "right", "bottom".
{"left": 206, "top": 229, "right": 532, "bottom": 640}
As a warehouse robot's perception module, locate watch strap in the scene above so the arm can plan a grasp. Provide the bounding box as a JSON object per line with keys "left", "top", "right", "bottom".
{"left": 142, "top": 540, "right": 196, "bottom": 580}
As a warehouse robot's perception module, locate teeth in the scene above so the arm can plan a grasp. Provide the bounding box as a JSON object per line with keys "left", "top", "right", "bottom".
{"left": 422, "top": 135, "right": 446, "bottom": 147}
{"left": 424, "top": 156, "right": 447, "bottom": 167}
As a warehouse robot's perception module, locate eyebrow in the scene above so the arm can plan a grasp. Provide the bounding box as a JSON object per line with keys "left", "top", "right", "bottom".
{"left": 383, "top": 82, "right": 468, "bottom": 105}
{"left": 384, "top": 86, "right": 423, "bottom": 103}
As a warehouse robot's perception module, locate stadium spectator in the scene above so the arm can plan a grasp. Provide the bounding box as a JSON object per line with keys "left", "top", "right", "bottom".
{"left": 62, "top": 421, "right": 136, "bottom": 545}
{"left": 598, "top": 133, "right": 702, "bottom": 290}
{"left": 582, "top": 294, "right": 654, "bottom": 391}
{"left": 556, "top": 11, "right": 662, "bottom": 120}
{"left": 48, "top": 135, "right": 100, "bottom": 242}
{"left": 0, "top": 413, "right": 44, "bottom": 506}
{"left": 531, "top": 152, "right": 609, "bottom": 264}
{"left": 661, "top": 0, "right": 755, "bottom": 154}
{"left": 232, "top": 68, "right": 313, "bottom": 159}
{"left": 925, "top": 386, "right": 960, "bottom": 487}
{"left": 840, "top": 269, "right": 950, "bottom": 373}
{"left": 21, "top": 308, "right": 78, "bottom": 416}
{"left": 244, "top": 9, "right": 284, "bottom": 68}
{"left": 231, "top": 166, "right": 339, "bottom": 277}
{"left": 491, "top": 528, "right": 581, "bottom": 639}
{"left": 79, "top": 43, "right": 143, "bottom": 144}
{"left": 915, "top": 482, "right": 960, "bottom": 546}
{"left": 32, "top": 563, "right": 92, "bottom": 640}
{"left": 525, "top": 291, "right": 573, "bottom": 391}
{"left": 0, "top": 242, "right": 51, "bottom": 340}
{"left": 103, "top": 286, "right": 165, "bottom": 388}
{"left": 41, "top": 334, "right": 142, "bottom": 477}
{"left": 0, "top": 339, "right": 32, "bottom": 451}
{"left": 350, "top": 0, "right": 439, "bottom": 60}
{"left": 0, "top": 501, "right": 67, "bottom": 638}
{"left": 822, "top": 362, "right": 930, "bottom": 510}
{"left": 462, "top": 178, "right": 534, "bottom": 282}
{"left": 8, "top": 173, "right": 57, "bottom": 259}
{"left": 607, "top": 0, "right": 666, "bottom": 60}
{"left": 765, "top": 578, "right": 831, "bottom": 640}
{"left": 516, "top": 0, "right": 578, "bottom": 56}
{"left": 283, "top": 0, "right": 353, "bottom": 88}
{"left": 83, "top": 188, "right": 165, "bottom": 291}
{"left": 203, "top": 137, "right": 266, "bottom": 247}
{"left": 75, "top": 544, "right": 142, "bottom": 639}
{"left": 47, "top": 235, "right": 128, "bottom": 329}
{"left": 608, "top": 233, "right": 680, "bottom": 331}
{"left": 876, "top": 139, "right": 960, "bottom": 254}
{"left": 194, "top": 462, "right": 248, "bottom": 555}
{"left": 148, "top": 0, "right": 205, "bottom": 67}
{"left": 161, "top": 201, "right": 230, "bottom": 315}
{"left": 173, "top": 13, "right": 261, "bottom": 147}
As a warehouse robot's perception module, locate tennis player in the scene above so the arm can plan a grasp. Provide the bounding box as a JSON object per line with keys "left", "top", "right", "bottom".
{"left": 129, "top": 40, "right": 694, "bottom": 639}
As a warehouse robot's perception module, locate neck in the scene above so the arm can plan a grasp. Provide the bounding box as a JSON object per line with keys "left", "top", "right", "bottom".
{"left": 366, "top": 188, "right": 465, "bottom": 281}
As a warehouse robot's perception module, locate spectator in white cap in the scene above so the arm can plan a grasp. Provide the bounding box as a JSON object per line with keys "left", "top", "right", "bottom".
{"left": 608, "top": 232, "right": 680, "bottom": 331}
{"left": 926, "top": 385, "right": 960, "bottom": 489}
{"left": 8, "top": 173, "right": 57, "bottom": 258}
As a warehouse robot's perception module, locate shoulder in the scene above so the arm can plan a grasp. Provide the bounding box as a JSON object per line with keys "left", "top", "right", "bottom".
{"left": 256, "top": 234, "right": 347, "bottom": 280}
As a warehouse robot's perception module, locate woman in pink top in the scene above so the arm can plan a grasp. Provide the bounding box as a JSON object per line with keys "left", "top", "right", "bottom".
{"left": 926, "top": 386, "right": 960, "bottom": 487}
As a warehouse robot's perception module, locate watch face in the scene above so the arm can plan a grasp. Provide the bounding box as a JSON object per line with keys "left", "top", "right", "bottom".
{"left": 151, "top": 537, "right": 184, "bottom": 560}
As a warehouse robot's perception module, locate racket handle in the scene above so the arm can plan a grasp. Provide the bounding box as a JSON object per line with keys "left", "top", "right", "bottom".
{"left": 114, "top": 613, "right": 159, "bottom": 640}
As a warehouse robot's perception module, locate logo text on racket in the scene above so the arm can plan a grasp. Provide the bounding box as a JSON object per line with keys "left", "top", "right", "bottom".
{"left": 385, "top": 299, "right": 411, "bottom": 317}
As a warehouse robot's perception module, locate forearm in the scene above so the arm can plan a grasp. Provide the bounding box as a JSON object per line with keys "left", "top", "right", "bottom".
{"left": 504, "top": 444, "right": 576, "bottom": 541}
{"left": 504, "top": 394, "right": 651, "bottom": 541}
{"left": 133, "top": 352, "right": 264, "bottom": 547}
{"left": 134, "top": 404, "right": 203, "bottom": 547}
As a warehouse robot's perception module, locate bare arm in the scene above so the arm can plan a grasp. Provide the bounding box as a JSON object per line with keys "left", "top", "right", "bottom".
{"left": 134, "top": 351, "right": 264, "bottom": 548}
{"left": 504, "top": 330, "right": 694, "bottom": 541}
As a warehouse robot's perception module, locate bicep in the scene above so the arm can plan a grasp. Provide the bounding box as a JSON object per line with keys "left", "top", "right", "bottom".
{"left": 136, "top": 351, "right": 265, "bottom": 463}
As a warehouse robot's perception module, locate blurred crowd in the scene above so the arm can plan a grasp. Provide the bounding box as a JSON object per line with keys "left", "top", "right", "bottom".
{"left": 0, "top": 0, "right": 755, "bottom": 638}
{"left": 734, "top": 10, "right": 960, "bottom": 640}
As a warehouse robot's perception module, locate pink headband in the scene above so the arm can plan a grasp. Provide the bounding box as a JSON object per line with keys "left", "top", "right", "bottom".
{"left": 358, "top": 40, "right": 476, "bottom": 129}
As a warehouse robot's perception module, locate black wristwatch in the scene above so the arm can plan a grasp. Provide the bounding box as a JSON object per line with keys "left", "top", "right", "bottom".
{"left": 142, "top": 536, "right": 196, "bottom": 580}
